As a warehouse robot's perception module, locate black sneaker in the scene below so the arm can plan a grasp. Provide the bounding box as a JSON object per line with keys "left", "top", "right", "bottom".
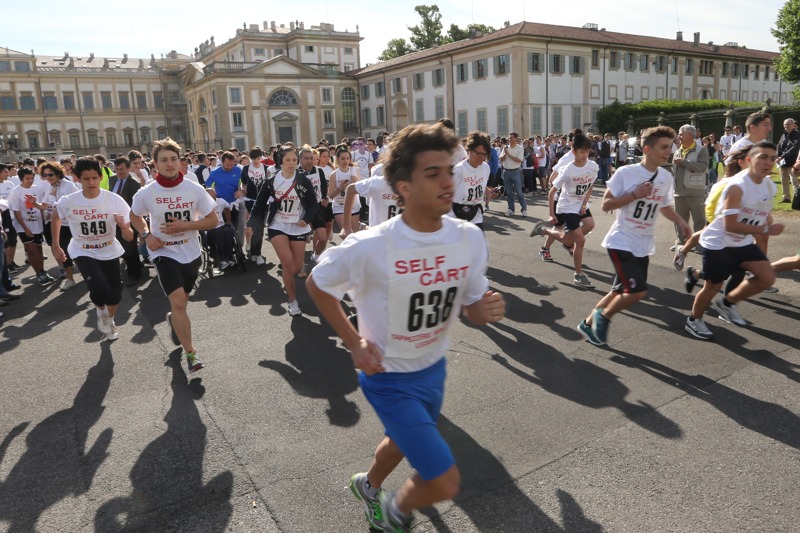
{"left": 166, "top": 312, "right": 181, "bottom": 346}
{"left": 37, "top": 272, "right": 56, "bottom": 286}
{"left": 684, "top": 266, "right": 699, "bottom": 293}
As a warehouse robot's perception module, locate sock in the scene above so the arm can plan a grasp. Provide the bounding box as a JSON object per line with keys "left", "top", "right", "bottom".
{"left": 363, "top": 479, "right": 379, "bottom": 499}
{"left": 722, "top": 297, "right": 732, "bottom": 307}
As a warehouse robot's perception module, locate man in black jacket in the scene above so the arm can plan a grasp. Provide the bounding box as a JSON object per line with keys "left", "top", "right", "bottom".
{"left": 777, "top": 118, "right": 800, "bottom": 202}
{"left": 110, "top": 156, "right": 144, "bottom": 285}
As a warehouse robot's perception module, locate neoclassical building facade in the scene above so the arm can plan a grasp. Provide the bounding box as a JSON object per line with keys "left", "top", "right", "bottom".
{"left": 0, "top": 19, "right": 793, "bottom": 161}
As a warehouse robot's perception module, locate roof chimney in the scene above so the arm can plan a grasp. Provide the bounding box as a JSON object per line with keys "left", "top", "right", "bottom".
{"left": 88, "top": 52, "right": 95, "bottom": 62}
{"left": 290, "top": 22, "right": 295, "bottom": 31}
{"left": 693, "top": 32, "right": 700, "bottom": 46}
{"left": 122, "top": 53, "right": 128, "bottom": 63}
{"left": 263, "top": 21, "right": 269, "bottom": 30}
{"left": 270, "top": 21, "right": 276, "bottom": 30}
{"left": 676, "top": 31, "right": 683, "bottom": 41}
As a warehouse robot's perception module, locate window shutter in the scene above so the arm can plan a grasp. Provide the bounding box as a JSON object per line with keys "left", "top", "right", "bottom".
{"left": 549, "top": 54, "right": 555, "bottom": 73}
{"left": 579, "top": 57, "right": 585, "bottom": 74}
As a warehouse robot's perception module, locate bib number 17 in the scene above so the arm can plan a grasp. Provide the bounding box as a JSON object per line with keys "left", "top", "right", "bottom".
{"left": 407, "top": 287, "right": 458, "bottom": 332}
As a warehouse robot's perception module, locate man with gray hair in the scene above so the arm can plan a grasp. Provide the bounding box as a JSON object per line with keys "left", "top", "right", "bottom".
{"left": 777, "top": 118, "right": 800, "bottom": 202}
{"left": 671, "top": 124, "right": 709, "bottom": 250}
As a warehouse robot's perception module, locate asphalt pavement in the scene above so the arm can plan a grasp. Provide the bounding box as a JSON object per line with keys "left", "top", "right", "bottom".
{"left": 1, "top": 187, "right": 798, "bottom": 532}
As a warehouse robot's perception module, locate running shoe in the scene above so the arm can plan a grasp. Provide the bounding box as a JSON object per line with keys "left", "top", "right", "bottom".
{"left": 521, "top": 210, "right": 527, "bottom": 217}
{"left": 375, "top": 491, "right": 413, "bottom": 533}
{"left": 59, "top": 267, "right": 67, "bottom": 279}
{"left": 577, "top": 319, "right": 603, "bottom": 345}
{"left": 219, "top": 260, "right": 232, "bottom": 270}
{"left": 96, "top": 308, "right": 111, "bottom": 335}
{"left": 185, "top": 351, "right": 204, "bottom": 373}
{"left": 574, "top": 273, "right": 594, "bottom": 288}
{"left": 505, "top": 209, "right": 514, "bottom": 216}
{"left": 255, "top": 256, "right": 266, "bottom": 265}
{"left": 60, "top": 279, "right": 77, "bottom": 291}
{"left": 685, "top": 316, "right": 714, "bottom": 340}
{"left": 349, "top": 473, "right": 383, "bottom": 530}
{"left": 591, "top": 308, "right": 609, "bottom": 345}
{"left": 763, "top": 286, "right": 779, "bottom": 294}
{"left": 673, "top": 249, "right": 686, "bottom": 271}
{"left": 539, "top": 247, "right": 553, "bottom": 262}
{"left": 166, "top": 312, "right": 181, "bottom": 346}
{"left": 287, "top": 300, "right": 302, "bottom": 317}
{"left": 684, "top": 266, "right": 699, "bottom": 293}
{"left": 105, "top": 320, "right": 119, "bottom": 341}
{"left": 530, "top": 221, "right": 546, "bottom": 238}
{"left": 37, "top": 272, "right": 56, "bottom": 286}
{"left": 669, "top": 244, "right": 678, "bottom": 252}
{"left": 8, "top": 262, "right": 21, "bottom": 273}
{"left": 562, "top": 243, "right": 575, "bottom": 256}
{"left": 710, "top": 297, "right": 747, "bottom": 327}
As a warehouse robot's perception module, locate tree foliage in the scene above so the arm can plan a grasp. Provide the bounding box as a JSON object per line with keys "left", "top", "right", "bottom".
{"left": 378, "top": 4, "right": 495, "bottom": 60}
{"left": 772, "top": 0, "right": 800, "bottom": 99}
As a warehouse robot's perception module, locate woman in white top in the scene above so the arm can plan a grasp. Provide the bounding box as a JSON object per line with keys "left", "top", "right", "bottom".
{"left": 52, "top": 158, "right": 134, "bottom": 340}
{"left": 328, "top": 144, "right": 361, "bottom": 236}
{"left": 39, "top": 162, "right": 79, "bottom": 290}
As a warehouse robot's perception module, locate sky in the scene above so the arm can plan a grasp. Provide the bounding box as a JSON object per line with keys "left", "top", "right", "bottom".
{"left": 2, "top": 0, "right": 787, "bottom": 65}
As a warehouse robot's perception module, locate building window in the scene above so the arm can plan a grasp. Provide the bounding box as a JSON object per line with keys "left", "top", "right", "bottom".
{"left": 69, "top": 132, "right": 81, "bottom": 149}
{"left": 553, "top": 106, "right": 562, "bottom": 133}
{"left": 392, "top": 77, "right": 402, "bottom": 94}
{"left": 477, "top": 109, "right": 487, "bottom": 133}
{"left": 528, "top": 53, "right": 542, "bottom": 73}
{"left": 375, "top": 81, "right": 385, "bottom": 97}
{"left": 19, "top": 94, "right": 35, "bottom": 110}
{"left": 376, "top": 105, "right": 385, "bottom": 126}
{"left": 435, "top": 96, "right": 444, "bottom": 120}
{"left": 721, "top": 62, "right": 729, "bottom": 77}
{"left": 323, "top": 110, "right": 334, "bottom": 128}
{"left": 211, "top": 89, "right": 217, "bottom": 106}
{"left": 609, "top": 51, "right": 620, "bottom": 69}
{"left": 119, "top": 92, "right": 130, "bottom": 109}
{"left": 342, "top": 88, "right": 357, "bottom": 129}
{"left": 549, "top": 55, "right": 563, "bottom": 74}
{"left": 0, "top": 61, "right": 8, "bottom": 71}
{"left": 62, "top": 92, "right": 75, "bottom": 110}
{"left": 43, "top": 93, "right": 58, "bottom": 110}
{"left": 639, "top": 54, "right": 649, "bottom": 72}
{"left": 254, "top": 48, "right": 265, "bottom": 56}
{"left": 28, "top": 134, "right": 39, "bottom": 149}
{"left": 0, "top": 95, "right": 14, "bottom": 111}
{"left": 591, "top": 50, "right": 599, "bottom": 68}
{"left": 457, "top": 63, "right": 468, "bottom": 82}
{"left": 685, "top": 58, "right": 694, "bottom": 75}
{"left": 497, "top": 107, "right": 508, "bottom": 136}
{"left": 624, "top": 52, "right": 636, "bottom": 71}
{"left": 732, "top": 63, "right": 740, "bottom": 78}
{"left": 531, "top": 107, "right": 542, "bottom": 135}
{"left": 655, "top": 55, "right": 666, "bottom": 73}
{"left": 136, "top": 92, "right": 147, "bottom": 109}
{"left": 413, "top": 72, "right": 425, "bottom": 91}
{"left": 199, "top": 97, "right": 207, "bottom": 112}
{"left": 743, "top": 64, "right": 750, "bottom": 78}
{"left": 765, "top": 65, "right": 770, "bottom": 80}
{"left": 232, "top": 112, "right": 244, "bottom": 132}
{"left": 432, "top": 68, "right": 445, "bottom": 87}
{"left": 362, "top": 108, "right": 372, "bottom": 128}
{"left": 359, "top": 85, "right": 369, "bottom": 100}
{"left": 273, "top": 48, "right": 284, "bottom": 57}
{"left": 569, "top": 56, "right": 585, "bottom": 75}
{"left": 671, "top": 57, "right": 679, "bottom": 74}
{"left": 154, "top": 91, "right": 164, "bottom": 109}
{"left": 234, "top": 138, "right": 246, "bottom": 152}
{"left": 107, "top": 132, "right": 117, "bottom": 147}
{"left": 344, "top": 47, "right": 354, "bottom": 55}
{"left": 14, "top": 61, "right": 31, "bottom": 72}
{"left": 415, "top": 99, "right": 425, "bottom": 122}
{"left": 142, "top": 127, "right": 152, "bottom": 143}
{"left": 494, "top": 54, "right": 510, "bottom": 76}
{"left": 101, "top": 92, "right": 112, "bottom": 110}
{"left": 269, "top": 89, "right": 299, "bottom": 106}
{"left": 88, "top": 131, "right": 99, "bottom": 147}
{"left": 473, "top": 58, "right": 488, "bottom": 79}
{"left": 457, "top": 111, "right": 468, "bottom": 136}
{"left": 229, "top": 87, "right": 242, "bottom": 104}
{"left": 305, "top": 45, "right": 314, "bottom": 53}
{"left": 754, "top": 65, "right": 760, "bottom": 80}
{"left": 572, "top": 106, "right": 582, "bottom": 130}
{"left": 82, "top": 92, "right": 94, "bottom": 110}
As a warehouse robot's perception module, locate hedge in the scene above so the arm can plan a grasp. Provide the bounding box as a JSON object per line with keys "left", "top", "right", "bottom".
{"left": 597, "top": 99, "right": 765, "bottom": 134}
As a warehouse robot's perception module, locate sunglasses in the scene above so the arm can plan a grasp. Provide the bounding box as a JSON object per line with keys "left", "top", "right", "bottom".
{"left": 42, "top": 172, "right": 55, "bottom": 177}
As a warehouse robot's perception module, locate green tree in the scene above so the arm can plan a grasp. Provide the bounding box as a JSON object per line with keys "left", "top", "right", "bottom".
{"left": 379, "top": 38, "right": 413, "bottom": 61}
{"left": 446, "top": 23, "right": 495, "bottom": 42}
{"left": 772, "top": 0, "right": 800, "bottom": 99}
{"left": 408, "top": 5, "right": 445, "bottom": 50}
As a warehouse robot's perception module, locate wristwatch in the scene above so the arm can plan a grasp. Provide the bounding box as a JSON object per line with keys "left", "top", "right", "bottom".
{"left": 141, "top": 231, "right": 150, "bottom": 239}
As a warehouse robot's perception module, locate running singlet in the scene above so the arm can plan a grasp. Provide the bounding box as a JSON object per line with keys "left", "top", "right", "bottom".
{"left": 57, "top": 189, "right": 130, "bottom": 260}
{"left": 131, "top": 179, "right": 216, "bottom": 263}
{"left": 551, "top": 160, "right": 599, "bottom": 214}
{"left": 9, "top": 185, "right": 44, "bottom": 234}
{"left": 331, "top": 167, "right": 360, "bottom": 214}
{"left": 305, "top": 166, "right": 324, "bottom": 203}
{"left": 272, "top": 176, "right": 303, "bottom": 225}
{"left": 700, "top": 172, "right": 776, "bottom": 250}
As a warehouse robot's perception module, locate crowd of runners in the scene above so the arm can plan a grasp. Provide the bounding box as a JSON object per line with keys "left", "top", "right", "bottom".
{"left": 1, "top": 114, "right": 799, "bottom": 531}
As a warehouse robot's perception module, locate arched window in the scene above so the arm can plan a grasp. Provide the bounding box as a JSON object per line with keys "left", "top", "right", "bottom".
{"left": 342, "top": 88, "right": 356, "bottom": 129}
{"left": 268, "top": 89, "right": 299, "bottom": 106}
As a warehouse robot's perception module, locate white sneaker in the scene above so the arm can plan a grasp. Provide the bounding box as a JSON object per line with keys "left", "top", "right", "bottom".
{"left": 287, "top": 300, "right": 302, "bottom": 316}
{"left": 255, "top": 256, "right": 266, "bottom": 266}
{"left": 521, "top": 210, "right": 527, "bottom": 217}
{"left": 685, "top": 316, "right": 714, "bottom": 340}
{"left": 96, "top": 308, "right": 111, "bottom": 335}
{"left": 505, "top": 210, "right": 514, "bottom": 216}
{"left": 250, "top": 255, "right": 258, "bottom": 263}
{"left": 105, "top": 320, "right": 119, "bottom": 341}
{"left": 219, "top": 260, "right": 231, "bottom": 270}
{"left": 60, "top": 279, "right": 77, "bottom": 291}
{"left": 711, "top": 297, "right": 747, "bottom": 326}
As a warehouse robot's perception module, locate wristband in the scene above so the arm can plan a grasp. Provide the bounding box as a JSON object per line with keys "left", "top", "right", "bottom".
{"left": 141, "top": 231, "right": 150, "bottom": 239}
{"left": 631, "top": 191, "right": 637, "bottom": 201}
{"left": 763, "top": 225, "right": 769, "bottom": 234}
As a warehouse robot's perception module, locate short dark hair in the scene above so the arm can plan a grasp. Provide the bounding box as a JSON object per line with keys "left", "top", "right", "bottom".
{"left": 749, "top": 140, "right": 777, "bottom": 154}
{"left": 94, "top": 153, "right": 107, "bottom": 163}
{"left": 571, "top": 132, "right": 593, "bottom": 151}
{"left": 18, "top": 167, "right": 34, "bottom": 179}
{"left": 745, "top": 111, "right": 771, "bottom": 130}
{"left": 249, "top": 147, "right": 264, "bottom": 159}
{"left": 640, "top": 126, "right": 676, "bottom": 148}
{"left": 74, "top": 157, "right": 102, "bottom": 178}
{"left": 465, "top": 130, "right": 491, "bottom": 155}
{"left": 114, "top": 156, "right": 131, "bottom": 167}
{"left": 437, "top": 117, "right": 456, "bottom": 132}
{"left": 384, "top": 123, "right": 458, "bottom": 197}
{"left": 127, "top": 150, "right": 143, "bottom": 161}
{"left": 220, "top": 151, "right": 236, "bottom": 162}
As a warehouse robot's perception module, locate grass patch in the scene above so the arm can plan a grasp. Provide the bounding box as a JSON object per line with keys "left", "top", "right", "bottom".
{"left": 771, "top": 176, "right": 800, "bottom": 218}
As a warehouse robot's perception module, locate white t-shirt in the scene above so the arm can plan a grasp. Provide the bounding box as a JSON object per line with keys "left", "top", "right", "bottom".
{"left": 213, "top": 198, "right": 230, "bottom": 227}
{"left": 452, "top": 144, "right": 468, "bottom": 167}
{"left": 330, "top": 167, "right": 360, "bottom": 215}
{"left": 268, "top": 174, "right": 311, "bottom": 236}
{"left": 352, "top": 150, "right": 371, "bottom": 180}
{"left": 354, "top": 172, "right": 398, "bottom": 228}
{"left": 56, "top": 190, "right": 130, "bottom": 260}
{"left": 700, "top": 172, "right": 776, "bottom": 250}
{"left": 41, "top": 179, "right": 79, "bottom": 223}
{"left": 131, "top": 179, "right": 216, "bottom": 263}
{"left": 312, "top": 216, "right": 489, "bottom": 373}
{"left": 553, "top": 151, "right": 575, "bottom": 173}
{"left": 9, "top": 184, "right": 44, "bottom": 234}
{"left": 0, "top": 179, "right": 15, "bottom": 202}
{"left": 551, "top": 161, "right": 599, "bottom": 215}
{"left": 303, "top": 166, "right": 325, "bottom": 203}
{"left": 534, "top": 143, "right": 547, "bottom": 168}
{"left": 720, "top": 133, "right": 736, "bottom": 155}
{"left": 502, "top": 145, "right": 524, "bottom": 170}
{"left": 725, "top": 137, "right": 754, "bottom": 165}
{"left": 452, "top": 159, "right": 490, "bottom": 225}
{"left": 183, "top": 171, "right": 199, "bottom": 184}
{"left": 601, "top": 163, "right": 675, "bottom": 257}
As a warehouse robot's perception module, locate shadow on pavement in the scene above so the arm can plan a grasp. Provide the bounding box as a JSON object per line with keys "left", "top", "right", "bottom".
{"left": 95, "top": 349, "right": 233, "bottom": 531}
{"left": 259, "top": 316, "right": 360, "bottom": 427}
{"left": 484, "top": 321, "right": 683, "bottom": 440}
{"left": 421, "top": 414, "right": 604, "bottom": 533}
{"left": 0, "top": 344, "right": 114, "bottom": 532}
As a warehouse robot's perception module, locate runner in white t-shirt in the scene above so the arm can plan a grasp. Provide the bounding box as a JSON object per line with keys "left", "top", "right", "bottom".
{"left": 317, "top": 147, "right": 336, "bottom": 242}
{"left": 39, "top": 162, "right": 79, "bottom": 290}
{"left": 9, "top": 167, "right": 55, "bottom": 286}
{"left": 342, "top": 162, "right": 399, "bottom": 234}
{"left": 130, "top": 138, "right": 218, "bottom": 373}
{"left": 0, "top": 164, "right": 20, "bottom": 275}
{"left": 298, "top": 145, "right": 330, "bottom": 265}
{"left": 52, "top": 158, "right": 134, "bottom": 340}
{"left": 449, "top": 131, "right": 491, "bottom": 229}
{"left": 307, "top": 123, "right": 505, "bottom": 532}
{"left": 578, "top": 126, "right": 690, "bottom": 346}
{"left": 329, "top": 145, "right": 360, "bottom": 236}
